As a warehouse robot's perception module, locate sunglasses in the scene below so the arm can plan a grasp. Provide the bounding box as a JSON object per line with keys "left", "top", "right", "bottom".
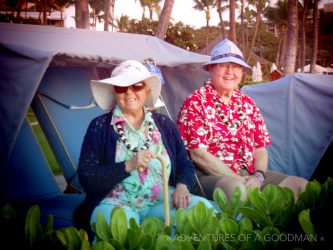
{"left": 113, "top": 82, "right": 146, "bottom": 94}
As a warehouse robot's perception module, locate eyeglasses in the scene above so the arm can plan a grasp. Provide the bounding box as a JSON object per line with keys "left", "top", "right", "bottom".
{"left": 215, "top": 63, "right": 243, "bottom": 72}
{"left": 113, "top": 82, "right": 145, "bottom": 94}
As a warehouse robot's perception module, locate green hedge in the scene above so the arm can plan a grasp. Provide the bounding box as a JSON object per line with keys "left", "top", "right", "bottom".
{"left": 1, "top": 178, "right": 332, "bottom": 249}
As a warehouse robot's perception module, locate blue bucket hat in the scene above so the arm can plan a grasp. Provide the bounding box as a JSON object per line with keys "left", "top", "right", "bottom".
{"left": 203, "top": 39, "right": 251, "bottom": 70}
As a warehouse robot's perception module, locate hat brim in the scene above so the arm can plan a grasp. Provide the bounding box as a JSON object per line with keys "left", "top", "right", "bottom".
{"left": 91, "top": 74, "right": 161, "bottom": 111}
{"left": 203, "top": 57, "right": 252, "bottom": 71}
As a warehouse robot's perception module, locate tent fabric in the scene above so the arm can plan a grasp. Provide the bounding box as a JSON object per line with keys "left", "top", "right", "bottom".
{"left": 297, "top": 64, "right": 329, "bottom": 74}
{"left": 0, "top": 23, "right": 210, "bottom": 67}
{"left": 0, "top": 43, "right": 53, "bottom": 166}
{"left": 242, "top": 73, "right": 333, "bottom": 179}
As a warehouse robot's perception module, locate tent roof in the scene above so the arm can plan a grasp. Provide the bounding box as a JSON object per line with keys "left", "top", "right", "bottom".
{"left": 0, "top": 23, "right": 210, "bottom": 67}
{"left": 297, "top": 64, "right": 328, "bottom": 74}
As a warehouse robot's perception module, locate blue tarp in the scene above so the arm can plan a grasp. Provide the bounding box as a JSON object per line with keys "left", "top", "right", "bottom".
{"left": 242, "top": 74, "right": 333, "bottom": 179}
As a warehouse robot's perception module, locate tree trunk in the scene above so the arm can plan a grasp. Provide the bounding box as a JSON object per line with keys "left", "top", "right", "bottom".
{"left": 217, "top": 1, "right": 226, "bottom": 39}
{"left": 300, "top": 0, "right": 309, "bottom": 72}
{"left": 240, "top": 0, "right": 245, "bottom": 49}
{"left": 229, "top": 0, "right": 236, "bottom": 42}
{"left": 75, "top": 0, "right": 90, "bottom": 29}
{"left": 104, "top": 0, "right": 111, "bottom": 31}
{"left": 310, "top": 0, "right": 319, "bottom": 74}
{"left": 279, "top": 26, "right": 288, "bottom": 68}
{"left": 283, "top": 0, "right": 298, "bottom": 76}
{"left": 246, "top": 0, "right": 263, "bottom": 62}
{"left": 155, "top": 0, "right": 174, "bottom": 40}
{"left": 205, "top": 10, "right": 210, "bottom": 55}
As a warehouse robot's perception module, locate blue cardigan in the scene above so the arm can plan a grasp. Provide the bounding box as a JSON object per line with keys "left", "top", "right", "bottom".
{"left": 74, "top": 111, "right": 195, "bottom": 235}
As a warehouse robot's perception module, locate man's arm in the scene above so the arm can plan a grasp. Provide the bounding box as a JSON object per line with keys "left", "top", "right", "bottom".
{"left": 189, "top": 148, "right": 245, "bottom": 182}
{"left": 253, "top": 147, "right": 268, "bottom": 173}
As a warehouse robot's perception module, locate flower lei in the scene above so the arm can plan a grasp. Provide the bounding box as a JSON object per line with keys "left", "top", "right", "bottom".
{"left": 116, "top": 119, "right": 154, "bottom": 153}
{"left": 213, "top": 96, "right": 246, "bottom": 135}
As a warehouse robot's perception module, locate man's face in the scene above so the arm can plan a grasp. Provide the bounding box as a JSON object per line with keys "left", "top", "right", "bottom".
{"left": 209, "top": 63, "right": 244, "bottom": 92}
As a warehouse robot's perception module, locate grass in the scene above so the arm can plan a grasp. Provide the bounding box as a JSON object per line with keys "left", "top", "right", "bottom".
{"left": 27, "top": 108, "right": 63, "bottom": 176}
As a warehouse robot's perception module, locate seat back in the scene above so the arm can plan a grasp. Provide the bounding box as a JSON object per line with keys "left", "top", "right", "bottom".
{"left": 31, "top": 66, "right": 105, "bottom": 192}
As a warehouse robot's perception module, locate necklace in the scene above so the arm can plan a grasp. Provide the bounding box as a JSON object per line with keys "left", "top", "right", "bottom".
{"left": 116, "top": 120, "right": 154, "bottom": 153}
{"left": 213, "top": 96, "right": 246, "bottom": 135}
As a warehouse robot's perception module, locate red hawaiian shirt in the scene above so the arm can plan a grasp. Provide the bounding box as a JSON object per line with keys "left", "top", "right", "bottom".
{"left": 177, "top": 82, "right": 271, "bottom": 174}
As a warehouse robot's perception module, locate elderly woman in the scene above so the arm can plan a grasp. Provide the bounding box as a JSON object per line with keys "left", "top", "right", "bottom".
{"left": 177, "top": 39, "right": 308, "bottom": 201}
{"left": 73, "top": 60, "right": 213, "bottom": 239}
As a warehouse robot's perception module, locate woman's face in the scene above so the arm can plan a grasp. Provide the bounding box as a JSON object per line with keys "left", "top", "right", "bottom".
{"left": 113, "top": 82, "right": 149, "bottom": 114}
{"left": 209, "top": 63, "right": 244, "bottom": 93}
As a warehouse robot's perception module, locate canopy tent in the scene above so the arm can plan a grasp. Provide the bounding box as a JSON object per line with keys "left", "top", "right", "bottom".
{"left": 0, "top": 23, "right": 210, "bottom": 167}
{"left": 0, "top": 23, "right": 210, "bottom": 227}
{"left": 252, "top": 61, "right": 263, "bottom": 82}
{"left": 297, "top": 64, "right": 329, "bottom": 74}
{"left": 242, "top": 73, "right": 333, "bottom": 179}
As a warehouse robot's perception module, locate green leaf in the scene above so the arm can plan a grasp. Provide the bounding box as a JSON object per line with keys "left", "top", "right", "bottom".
{"left": 299, "top": 209, "right": 315, "bottom": 238}
{"left": 238, "top": 207, "right": 271, "bottom": 227}
{"left": 155, "top": 235, "right": 176, "bottom": 249}
{"left": 80, "top": 239, "right": 91, "bottom": 250}
{"left": 260, "top": 226, "right": 281, "bottom": 248}
{"left": 247, "top": 188, "right": 267, "bottom": 212}
{"left": 1, "top": 203, "right": 17, "bottom": 220}
{"left": 297, "top": 180, "right": 321, "bottom": 210}
{"left": 263, "top": 185, "right": 294, "bottom": 214}
{"left": 213, "top": 188, "right": 228, "bottom": 211}
{"left": 45, "top": 214, "right": 54, "bottom": 233}
{"left": 196, "top": 239, "right": 211, "bottom": 250}
{"left": 175, "top": 208, "right": 188, "bottom": 233}
{"left": 25, "top": 205, "right": 43, "bottom": 248}
{"left": 238, "top": 217, "right": 253, "bottom": 232}
{"left": 62, "top": 226, "right": 83, "bottom": 249}
{"left": 219, "top": 218, "right": 239, "bottom": 235}
{"left": 95, "top": 210, "right": 112, "bottom": 241}
{"left": 141, "top": 216, "right": 164, "bottom": 238}
{"left": 110, "top": 207, "right": 127, "bottom": 245}
{"left": 91, "top": 240, "right": 115, "bottom": 250}
{"left": 187, "top": 202, "right": 218, "bottom": 234}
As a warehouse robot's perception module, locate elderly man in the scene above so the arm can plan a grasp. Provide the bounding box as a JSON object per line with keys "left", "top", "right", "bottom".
{"left": 177, "top": 39, "right": 307, "bottom": 201}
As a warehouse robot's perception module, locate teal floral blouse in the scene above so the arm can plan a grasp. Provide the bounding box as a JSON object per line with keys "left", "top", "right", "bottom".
{"left": 99, "top": 106, "right": 171, "bottom": 212}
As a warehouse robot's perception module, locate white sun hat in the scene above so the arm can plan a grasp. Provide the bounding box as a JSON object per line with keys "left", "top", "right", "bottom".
{"left": 90, "top": 60, "right": 161, "bottom": 111}
{"left": 203, "top": 39, "right": 251, "bottom": 70}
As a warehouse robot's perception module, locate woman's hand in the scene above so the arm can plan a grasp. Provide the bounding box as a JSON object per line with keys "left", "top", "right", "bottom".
{"left": 172, "top": 183, "right": 191, "bottom": 208}
{"left": 125, "top": 150, "right": 155, "bottom": 173}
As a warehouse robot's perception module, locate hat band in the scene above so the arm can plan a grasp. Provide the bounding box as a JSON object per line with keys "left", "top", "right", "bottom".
{"left": 211, "top": 53, "right": 244, "bottom": 62}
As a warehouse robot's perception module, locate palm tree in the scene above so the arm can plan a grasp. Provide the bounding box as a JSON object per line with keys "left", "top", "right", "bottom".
{"left": 246, "top": 0, "right": 267, "bottom": 62}
{"left": 300, "top": 0, "right": 310, "bottom": 72}
{"left": 229, "top": 0, "right": 236, "bottom": 42}
{"left": 240, "top": 0, "right": 245, "bottom": 48}
{"left": 310, "top": 0, "right": 319, "bottom": 73}
{"left": 155, "top": 0, "right": 174, "bottom": 40}
{"left": 264, "top": 0, "right": 289, "bottom": 68}
{"left": 214, "top": 0, "right": 228, "bottom": 39}
{"left": 115, "top": 14, "right": 130, "bottom": 32}
{"left": 193, "top": 0, "right": 215, "bottom": 55}
{"left": 243, "top": 6, "right": 256, "bottom": 53}
{"left": 75, "top": 0, "right": 90, "bottom": 29}
{"left": 103, "top": 0, "right": 113, "bottom": 31}
{"left": 136, "top": 0, "right": 161, "bottom": 20}
{"left": 283, "top": 0, "right": 298, "bottom": 75}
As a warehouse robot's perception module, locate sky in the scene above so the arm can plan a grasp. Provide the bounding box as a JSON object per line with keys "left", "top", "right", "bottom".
{"left": 113, "top": 0, "right": 224, "bottom": 29}
{"left": 112, "top": 0, "right": 333, "bottom": 29}
{"left": 64, "top": 0, "right": 333, "bottom": 30}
